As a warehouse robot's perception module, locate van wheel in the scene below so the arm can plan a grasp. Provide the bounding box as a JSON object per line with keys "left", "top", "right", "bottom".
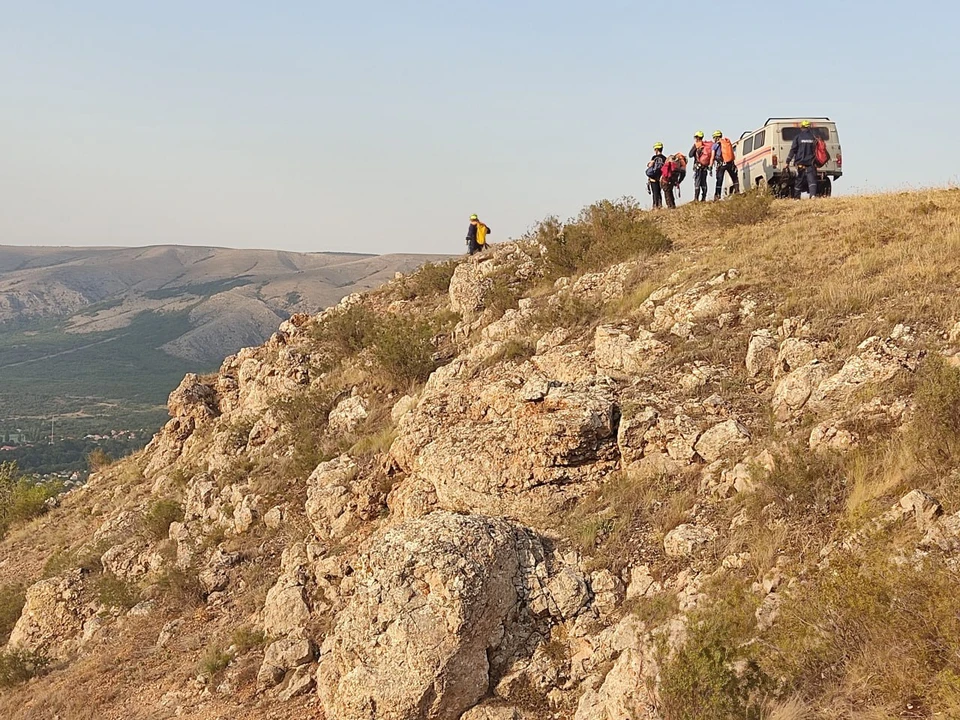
{"left": 817, "top": 178, "right": 832, "bottom": 197}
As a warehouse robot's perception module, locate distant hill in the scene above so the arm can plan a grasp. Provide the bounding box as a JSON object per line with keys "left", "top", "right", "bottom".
{"left": 0, "top": 245, "right": 448, "bottom": 438}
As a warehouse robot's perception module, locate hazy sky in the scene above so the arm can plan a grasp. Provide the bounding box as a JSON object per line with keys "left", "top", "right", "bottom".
{"left": 2, "top": 2, "right": 956, "bottom": 255}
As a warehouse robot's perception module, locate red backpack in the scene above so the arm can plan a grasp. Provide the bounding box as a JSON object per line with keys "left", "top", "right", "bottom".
{"left": 814, "top": 137, "right": 830, "bottom": 167}
{"left": 696, "top": 141, "right": 713, "bottom": 166}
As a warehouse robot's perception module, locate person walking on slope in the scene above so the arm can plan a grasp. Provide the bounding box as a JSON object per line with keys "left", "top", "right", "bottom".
{"left": 689, "top": 131, "right": 713, "bottom": 202}
{"left": 466, "top": 214, "right": 491, "bottom": 255}
{"left": 646, "top": 143, "right": 667, "bottom": 209}
{"left": 785, "top": 120, "right": 818, "bottom": 198}
{"left": 660, "top": 153, "right": 687, "bottom": 209}
{"left": 712, "top": 131, "right": 740, "bottom": 200}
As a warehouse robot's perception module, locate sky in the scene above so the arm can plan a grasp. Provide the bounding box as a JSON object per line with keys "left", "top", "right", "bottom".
{"left": 1, "top": 1, "right": 957, "bottom": 255}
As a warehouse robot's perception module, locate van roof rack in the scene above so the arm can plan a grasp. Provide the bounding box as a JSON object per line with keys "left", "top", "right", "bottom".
{"left": 764, "top": 116, "right": 831, "bottom": 125}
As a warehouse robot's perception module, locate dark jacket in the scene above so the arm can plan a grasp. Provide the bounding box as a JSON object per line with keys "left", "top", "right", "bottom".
{"left": 466, "top": 223, "right": 490, "bottom": 242}
{"left": 786, "top": 128, "right": 817, "bottom": 166}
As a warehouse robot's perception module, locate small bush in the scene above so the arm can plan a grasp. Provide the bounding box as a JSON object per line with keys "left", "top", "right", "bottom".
{"left": 316, "top": 304, "right": 380, "bottom": 354}
{"left": 911, "top": 355, "right": 960, "bottom": 468}
{"left": 42, "top": 546, "right": 104, "bottom": 578}
{"left": 537, "top": 198, "right": 671, "bottom": 278}
{"left": 230, "top": 626, "right": 267, "bottom": 655}
{"left": 96, "top": 573, "right": 140, "bottom": 609}
{"left": 155, "top": 566, "right": 205, "bottom": 608}
{"left": 472, "top": 338, "right": 536, "bottom": 377}
{"left": 763, "top": 550, "right": 960, "bottom": 712}
{"left": 198, "top": 644, "right": 233, "bottom": 678}
{"left": 0, "top": 462, "right": 61, "bottom": 538}
{"left": 0, "top": 650, "right": 49, "bottom": 688}
{"left": 658, "top": 579, "right": 765, "bottom": 720}
{"left": 0, "top": 585, "right": 25, "bottom": 645}
{"left": 371, "top": 315, "right": 440, "bottom": 387}
{"left": 143, "top": 499, "right": 184, "bottom": 541}
{"left": 708, "top": 189, "right": 773, "bottom": 227}
{"left": 86, "top": 448, "right": 113, "bottom": 471}
{"left": 399, "top": 259, "right": 458, "bottom": 299}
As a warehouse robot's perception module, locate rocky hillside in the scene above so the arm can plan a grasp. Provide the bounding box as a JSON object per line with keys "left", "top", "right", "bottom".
{"left": 1, "top": 190, "right": 960, "bottom": 719}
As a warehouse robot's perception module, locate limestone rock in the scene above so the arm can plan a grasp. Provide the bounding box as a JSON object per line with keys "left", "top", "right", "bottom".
{"left": 257, "top": 636, "right": 315, "bottom": 689}
{"left": 663, "top": 524, "right": 718, "bottom": 558}
{"left": 745, "top": 330, "right": 777, "bottom": 377}
{"left": 573, "top": 649, "right": 654, "bottom": 720}
{"left": 391, "top": 394, "right": 418, "bottom": 422}
{"left": 318, "top": 512, "right": 528, "bottom": 720}
{"left": 6, "top": 574, "right": 93, "bottom": 660}
{"left": 328, "top": 395, "right": 369, "bottom": 435}
{"left": 305, "top": 455, "right": 359, "bottom": 539}
{"left": 546, "top": 566, "right": 591, "bottom": 620}
{"left": 594, "top": 326, "right": 665, "bottom": 375}
{"left": 694, "top": 419, "right": 750, "bottom": 462}
{"left": 772, "top": 362, "right": 831, "bottom": 421}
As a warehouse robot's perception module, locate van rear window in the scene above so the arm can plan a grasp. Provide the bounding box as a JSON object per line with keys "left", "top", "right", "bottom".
{"left": 782, "top": 127, "right": 830, "bottom": 142}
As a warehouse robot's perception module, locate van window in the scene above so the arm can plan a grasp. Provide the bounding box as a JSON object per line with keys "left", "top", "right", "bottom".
{"left": 754, "top": 130, "right": 766, "bottom": 148}
{"left": 743, "top": 136, "right": 754, "bottom": 154}
{"left": 782, "top": 127, "right": 830, "bottom": 142}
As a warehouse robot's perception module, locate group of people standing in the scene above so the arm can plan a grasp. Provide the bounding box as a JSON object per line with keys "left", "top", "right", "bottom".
{"left": 646, "top": 131, "right": 741, "bottom": 209}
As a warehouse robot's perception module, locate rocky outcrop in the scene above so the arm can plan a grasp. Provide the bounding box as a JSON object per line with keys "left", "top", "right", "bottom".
{"left": 6, "top": 574, "right": 93, "bottom": 660}
{"left": 318, "top": 512, "right": 536, "bottom": 720}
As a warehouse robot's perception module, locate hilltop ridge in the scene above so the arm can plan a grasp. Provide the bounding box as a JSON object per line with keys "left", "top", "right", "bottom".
{"left": 1, "top": 189, "right": 960, "bottom": 719}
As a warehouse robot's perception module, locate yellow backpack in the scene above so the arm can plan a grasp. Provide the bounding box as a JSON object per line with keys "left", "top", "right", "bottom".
{"left": 477, "top": 223, "right": 488, "bottom": 246}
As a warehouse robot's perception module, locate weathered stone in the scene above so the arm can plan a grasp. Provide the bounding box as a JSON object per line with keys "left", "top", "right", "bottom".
{"left": 327, "top": 395, "right": 368, "bottom": 435}
{"left": 594, "top": 326, "right": 665, "bottom": 375}
{"left": 318, "top": 512, "right": 529, "bottom": 720}
{"left": 694, "top": 419, "right": 750, "bottom": 462}
{"left": 6, "top": 575, "right": 93, "bottom": 660}
{"left": 772, "top": 362, "right": 831, "bottom": 421}
{"left": 546, "top": 567, "right": 591, "bottom": 620}
{"left": 305, "top": 455, "right": 359, "bottom": 539}
{"left": 573, "top": 649, "right": 653, "bottom": 720}
{"left": 663, "top": 524, "right": 718, "bottom": 558}
{"left": 257, "top": 636, "right": 315, "bottom": 689}
{"left": 745, "top": 330, "right": 777, "bottom": 377}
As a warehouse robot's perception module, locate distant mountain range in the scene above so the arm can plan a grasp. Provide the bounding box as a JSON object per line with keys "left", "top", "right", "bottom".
{"left": 0, "top": 245, "right": 447, "bottom": 437}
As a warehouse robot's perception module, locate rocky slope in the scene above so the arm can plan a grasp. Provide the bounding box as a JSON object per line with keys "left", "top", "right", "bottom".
{"left": 2, "top": 190, "right": 960, "bottom": 719}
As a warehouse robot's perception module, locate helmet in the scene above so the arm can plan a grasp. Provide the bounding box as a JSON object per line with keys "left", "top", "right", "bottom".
{"left": 694, "top": 131, "right": 704, "bottom": 138}
{"left": 469, "top": 214, "right": 478, "bottom": 221}
{"left": 800, "top": 119, "right": 811, "bottom": 128}
{"left": 653, "top": 142, "right": 663, "bottom": 150}
{"left": 712, "top": 131, "right": 722, "bottom": 138}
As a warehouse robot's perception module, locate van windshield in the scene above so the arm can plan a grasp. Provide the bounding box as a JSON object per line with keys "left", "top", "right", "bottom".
{"left": 782, "top": 127, "right": 830, "bottom": 142}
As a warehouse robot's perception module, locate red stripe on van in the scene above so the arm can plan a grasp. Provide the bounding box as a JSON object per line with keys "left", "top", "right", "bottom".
{"left": 737, "top": 147, "right": 773, "bottom": 169}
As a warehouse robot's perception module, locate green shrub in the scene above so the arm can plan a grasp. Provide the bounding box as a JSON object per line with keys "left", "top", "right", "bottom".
{"left": 315, "top": 304, "right": 380, "bottom": 354}
{"left": 399, "top": 259, "right": 458, "bottom": 299}
{"left": 0, "top": 462, "right": 61, "bottom": 538}
{"left": 658, "top": 579, "right": 765, "bottom": 720}
{"left": 230, "top": 626, "right": 267, "bottom": 654}
{"left": 764, "top": 551, "right": 960, "bottom": 712}
{"left": 198, "top": 644, "right": 233, "bottom": 678}
{"left": 42, "top": 546, "right": 104, "bottom": 578}
{"left": 371, "top": 315, "right": 440, "bottom": 387}
{"left": 155, "top": 566, "right": 205, "bottom": 608}
{"left": 536, "top": 198, "right": 671, "bottom": 278}
{"left": 0, "top": 585, "right": 25, "bottom": 645}
{"left": 86, "top": 447, "right": 113, "bottom": 471}
{"left": 708, "top": 189, "right": 773, "bottom": 227}
{"left": 911, "top": 355, "right": 960, "bottom": 468}
{"left": 0, "top": 650, "right": 49, "bottom": 688}
{"left": 96, "top": 573, "right": 140, "bottom": 609}
{"left": 143, "top": 499, "right": 184, "bottom": 541}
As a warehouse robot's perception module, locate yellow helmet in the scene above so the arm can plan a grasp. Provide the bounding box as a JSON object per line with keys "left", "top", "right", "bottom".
{"left": 653, "top": 142, "right": 663, "bottom": 150}
{"left": 712, "top": 130, "right": 722, "bottom": 138}
{"left": 800, "top": 120, "right": 811, "bottom": 128}
{"left": 694, "top": 131, "right": 704, "bottom": 138}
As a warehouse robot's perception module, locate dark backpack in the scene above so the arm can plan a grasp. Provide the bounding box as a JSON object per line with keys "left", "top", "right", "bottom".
{"left": 814, "top": 137, "right": 830, "bottom": 167}
{"left": 646, "top": 154, "right": 665, "bottom": 179}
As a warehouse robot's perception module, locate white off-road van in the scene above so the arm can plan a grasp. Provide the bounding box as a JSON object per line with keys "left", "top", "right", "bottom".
{"left": 727, "top": 117, "right": 843, "bottom": 197}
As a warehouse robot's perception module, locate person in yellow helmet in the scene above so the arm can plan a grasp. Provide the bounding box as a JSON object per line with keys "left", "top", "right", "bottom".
{"left": 688, "top": 131, "right": 712, "bottom": 202}
{"left": 785, "top": 120, "right": 818, "bottom": 198}
{"left": 466, "top": 214, "right": 491, "bottom": 255}
{"left": 645, "top": 143, "right": 667, "bottom": 209}
{"left": 712, "top": 130, "right": 740, "bottom": 200}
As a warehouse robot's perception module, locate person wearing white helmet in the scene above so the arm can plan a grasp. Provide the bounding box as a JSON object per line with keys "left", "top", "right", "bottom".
{"left": 785, "top": 120, "right": 818, "bottom": 198}
{"left": 645, "top": 142, "right": 667, "bottom": 209}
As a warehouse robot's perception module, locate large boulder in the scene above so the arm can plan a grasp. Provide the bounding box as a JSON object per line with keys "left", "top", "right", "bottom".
{"left": 6, "top": 574, "right": 94, "bottom": 660}
{"left": 318, "top": 512, "right": 528, "bottom": 720}
{"left": 391, "top": 375, "right": 619, "bottom": 525}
